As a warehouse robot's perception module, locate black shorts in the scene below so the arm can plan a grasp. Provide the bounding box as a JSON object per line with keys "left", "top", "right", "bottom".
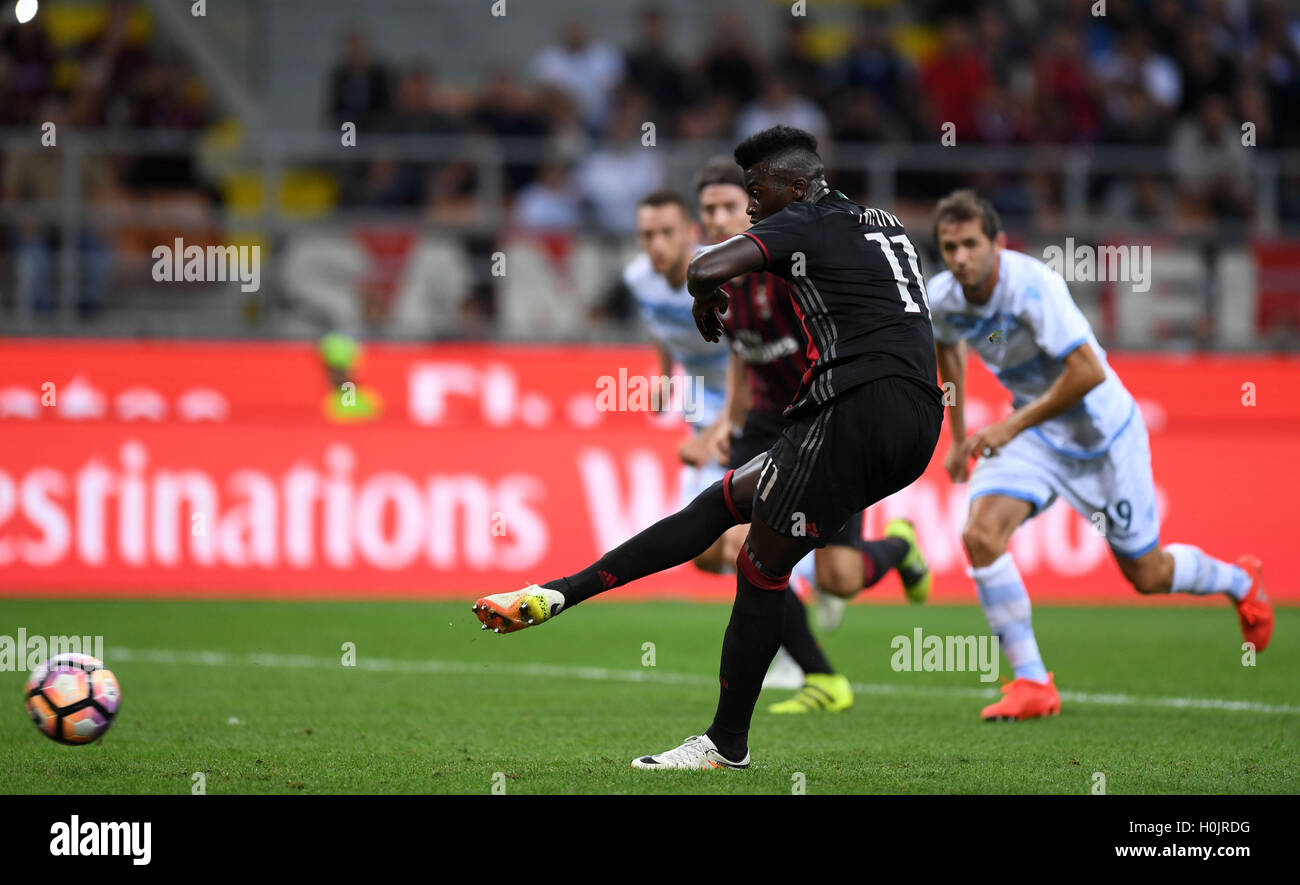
{"left": 730, "top": 410, "right": 865, "bottom": 547}
{"left": 749, "top": 376, "right": 942, "bottom": 548}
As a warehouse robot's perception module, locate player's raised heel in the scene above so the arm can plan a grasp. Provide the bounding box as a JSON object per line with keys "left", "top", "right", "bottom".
{"left": 471, "top": 585, "right": 566, "bottom": 634}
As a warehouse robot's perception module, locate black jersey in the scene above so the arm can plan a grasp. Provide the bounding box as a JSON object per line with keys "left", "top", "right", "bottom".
{"left": 739, "top": 190, "right": 942, "bottom": 417}
{"left": 721, "top": 271, "right": 808, "bottom": 418}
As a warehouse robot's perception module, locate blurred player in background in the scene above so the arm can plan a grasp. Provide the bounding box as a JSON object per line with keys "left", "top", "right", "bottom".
{"left": 626, "top": 190, "right": 731, "bottom": 573}
{"left": 928, "top": 189, "right": 1274, "bottom": 722}
{"left": 319, "top": 332, "right": 383, "bottom": 422}
{"left": 694, "top": 155, "right": 931, "bottom": 712}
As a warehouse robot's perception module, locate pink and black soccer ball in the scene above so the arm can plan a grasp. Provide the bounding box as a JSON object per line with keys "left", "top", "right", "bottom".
{"left": 25, "top": 654, "right": 121, "bottom": 745}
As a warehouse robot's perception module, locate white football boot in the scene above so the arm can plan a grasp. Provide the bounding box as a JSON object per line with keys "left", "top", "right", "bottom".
{"left": 631, "top": 734, "right": 750, "bottom": 770}
{"left": 472, "top": 584, "right": 566, "bottom": 634}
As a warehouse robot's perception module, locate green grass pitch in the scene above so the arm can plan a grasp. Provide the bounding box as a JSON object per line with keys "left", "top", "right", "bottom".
{"left": 1, "top": 598, "right": 1296, "bottom": 794}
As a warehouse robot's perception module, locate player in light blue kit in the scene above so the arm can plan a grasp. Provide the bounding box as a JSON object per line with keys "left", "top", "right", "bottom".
{"left": 624, "top": 190, "right": 734, "bottom": 573}
{"left": 927, "top": 190, "right": 1273, "bottom": 721}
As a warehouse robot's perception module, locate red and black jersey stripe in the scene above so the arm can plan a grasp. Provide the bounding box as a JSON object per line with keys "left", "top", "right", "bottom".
{"left": 721, "top": 271, "right": 810, "bottom": 417}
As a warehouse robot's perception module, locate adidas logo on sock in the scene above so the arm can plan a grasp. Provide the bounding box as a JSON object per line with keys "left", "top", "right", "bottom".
{"left": 598, "top": 570, "right": 617, "bottom": 589}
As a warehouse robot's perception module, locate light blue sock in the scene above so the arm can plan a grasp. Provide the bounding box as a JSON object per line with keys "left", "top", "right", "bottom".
{"left": 1167, "top": 544, "right": 1251, "bottom": 600}
{"left": 970, "top": 553, "right": 1048, "bottom": 683}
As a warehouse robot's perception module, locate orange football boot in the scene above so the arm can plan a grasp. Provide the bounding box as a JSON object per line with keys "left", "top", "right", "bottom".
{"left": 471, "top": 585, "right": 565, "bottom": 634}
{"left": 1234, "top": 556, "right": 1273, "bottom": 652}
{"left": 981, "top": 672, "right": 1061, "bottom": 721}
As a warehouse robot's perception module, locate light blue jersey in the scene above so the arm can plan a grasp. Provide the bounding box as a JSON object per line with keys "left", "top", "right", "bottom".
{"left": 928, "top": 249, "right": 1136, "bottom": 459}
{"left": 930, "top": 249, "right": 1159, "bottom": 557}
{"left": 625, "top": 251, "right": 728, "bottom": 428}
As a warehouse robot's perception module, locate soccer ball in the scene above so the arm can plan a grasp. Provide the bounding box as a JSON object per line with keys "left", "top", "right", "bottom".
{"left": 25, "top": 653, "right": 121, "bottom": 745}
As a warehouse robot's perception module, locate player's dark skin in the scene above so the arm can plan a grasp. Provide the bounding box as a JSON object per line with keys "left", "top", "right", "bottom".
{"left": 686, "top": 161, "right": 818, "bottom": 577}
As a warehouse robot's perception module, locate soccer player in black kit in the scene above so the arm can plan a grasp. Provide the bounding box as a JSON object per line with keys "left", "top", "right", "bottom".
{"left": 473, "top": 126, "right": 944, "bottom": 770}
{"left": 695, "top": 155, "right": 933, "bottom": 715}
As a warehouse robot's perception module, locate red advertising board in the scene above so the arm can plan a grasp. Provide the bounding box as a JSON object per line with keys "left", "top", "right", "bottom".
{"left": 1, "top": 340, "right": 1295, "bottom": 602}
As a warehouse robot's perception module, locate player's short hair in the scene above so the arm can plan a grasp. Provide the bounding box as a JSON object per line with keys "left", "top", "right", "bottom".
{"left": 637, "top": 189, "right": 691, "bottom": 218}
{"left": 933, "top": 189, "right": 1002, "bottom": 242}
{"left": 694, "top": 155, "right": 745, "bottom": 193}
{"left": 733, "top": 126, "right": 823, "bottom": 183}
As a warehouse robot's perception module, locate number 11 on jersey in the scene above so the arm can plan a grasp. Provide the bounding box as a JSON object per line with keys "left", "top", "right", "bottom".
{"left": 865, "top": 232, "right": 931, "bottom": 316}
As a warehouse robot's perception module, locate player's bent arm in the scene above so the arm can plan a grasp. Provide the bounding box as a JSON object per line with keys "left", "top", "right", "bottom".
{"left": 935, "top": 339, "right": 968, "bottom": 443}
{"left": 686, "top": 236, "right": 767, "bottom": 299}
{"left": 688, "top": 238, "right": 767, "bottom": 341}
{"left": 1003, "top": 342, "right": 1107, "bottom": 436}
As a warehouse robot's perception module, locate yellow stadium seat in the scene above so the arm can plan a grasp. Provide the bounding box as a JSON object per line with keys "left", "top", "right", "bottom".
{"left": 278, "top": 169, "right": 339, "bottom": 217}
{"left": 221, "top": 171, "right": 265, "bottom": 216}
{"left": 42, "top": 3, "right": 152, "bottom": 49}
{"left": 221, "top": 169, "right": 339, "bottom": 219}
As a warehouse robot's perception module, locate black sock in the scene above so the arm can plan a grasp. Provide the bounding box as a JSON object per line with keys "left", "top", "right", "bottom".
{"left": 706, "top": 545, "right": 787, "bottom": 761}
{"left": 543, "top": 477, "right": 741, "bottom": 609}
{"left": 780, "top": 589, "right": 833, "bottom": 675}
{"left": 853, "top": 537, "right": 909, "bottom": 590}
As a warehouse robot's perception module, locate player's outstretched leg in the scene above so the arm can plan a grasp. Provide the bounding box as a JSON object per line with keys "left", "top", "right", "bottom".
{"left": 632, "top": 517, "right": 810, "bottom": 769}
{"left": 1118, "top": 545, "right": 1273, "bottom": 652}
{"left": 472, "top": 470, "right": 746, "bottom": 633}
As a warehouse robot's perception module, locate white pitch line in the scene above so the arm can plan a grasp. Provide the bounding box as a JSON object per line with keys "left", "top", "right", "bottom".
{"left": 107, "top": 647, "right": 1300, "bottom": 716}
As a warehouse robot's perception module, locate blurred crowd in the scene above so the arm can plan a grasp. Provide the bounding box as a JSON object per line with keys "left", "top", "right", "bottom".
{"left": 1, "top": 0, "right": 1297, "bottom": 341}
{"left": 0, "top": 0, "right": 209, "bottom": 134}
{"left": 0, "top": 0, "right": 212, "bottom": 315}
{"left": 326, "top": 0, "right": 1300, "bottom": 231}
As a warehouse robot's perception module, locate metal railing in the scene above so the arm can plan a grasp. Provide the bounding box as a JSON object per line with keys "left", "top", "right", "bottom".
{"left": 2, "top": 128, "right": 1297, "bottom": 338}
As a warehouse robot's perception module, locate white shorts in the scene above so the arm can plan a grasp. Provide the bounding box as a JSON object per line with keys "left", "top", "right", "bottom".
{"left": 969, "top": 412, "right": 1160, "bottom": 558}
